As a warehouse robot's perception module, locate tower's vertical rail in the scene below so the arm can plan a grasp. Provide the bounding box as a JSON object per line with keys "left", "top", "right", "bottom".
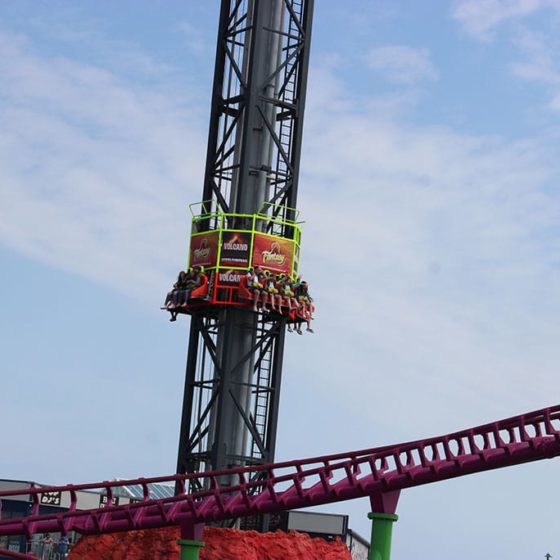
{"left": 176, "top": 0, "right": 314, "bottom": 488}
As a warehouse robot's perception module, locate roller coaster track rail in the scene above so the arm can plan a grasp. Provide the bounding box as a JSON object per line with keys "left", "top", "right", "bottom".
{"left": 1, "top": 404, "right": 560, "bottom": 545}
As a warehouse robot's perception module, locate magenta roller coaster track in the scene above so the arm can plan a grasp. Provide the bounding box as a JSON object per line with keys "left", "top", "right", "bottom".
{"left": 1, "top": 404, "right": 560, "bottom": 551}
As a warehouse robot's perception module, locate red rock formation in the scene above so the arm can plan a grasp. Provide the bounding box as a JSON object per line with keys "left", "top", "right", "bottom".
{"left": 201, "top": 527, "right": 351, "bottom": 560}
{"left": 68, "top": 526, "right": 180, "bottom": 559}
{"left": 69, "top": 526, "right": 352, "bottom": 559}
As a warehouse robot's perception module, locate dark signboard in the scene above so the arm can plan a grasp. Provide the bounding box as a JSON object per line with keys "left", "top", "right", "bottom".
{"left": 40, "top": 492, "right": 61, "bottom": 506}
{"left": 219, "top": 231, "right": 251, "bottom": 267}
{"left": 100, "top": 494, "right": 120, "bottom": 508}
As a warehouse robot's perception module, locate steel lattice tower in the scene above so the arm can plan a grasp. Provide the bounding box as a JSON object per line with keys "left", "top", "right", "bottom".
{"left": 176, "top": 0, "right": 314, "bottom": 489}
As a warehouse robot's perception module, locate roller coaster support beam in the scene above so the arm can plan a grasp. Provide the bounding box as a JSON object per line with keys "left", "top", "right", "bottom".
{"left": 368, "top": 491, "right": 400, "bottom": 560}
{"left": 368, "top": 513, "right": 398, "bottom": 560}
{"left": 177, "top": 523, "right": 204, "bottom": 560}
{"left": 177, "top": 539, "right": 204, "bottom": 560}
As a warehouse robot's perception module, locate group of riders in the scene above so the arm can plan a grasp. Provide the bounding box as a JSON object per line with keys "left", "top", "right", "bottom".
{"left": 164, "top": 265, "right": 314, "bottom": 333}
{"left": 164, "top": 265, "right": 206, "bottom": 321}
{"left": 244, "top": 266, "right": 314, "bottom": 333}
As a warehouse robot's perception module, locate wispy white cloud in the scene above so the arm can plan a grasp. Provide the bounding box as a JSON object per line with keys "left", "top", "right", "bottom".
{"left": 3, "top": 14, "right": 560, "bottom": 555}
{"left": 453, "top": 0, "right": 560, "bottom": 112}
{"left": 366, "top": 45, "right": 439, "bottom": 85}
{"left": 176, "top": 20, "right": 210, "bottom": 57}
{"left": 1, "top": 6, "right": 560, "bottom": 557}
{"left": 0, "top": 30, "right": 207, "bottom": 304}
{"left": 452, "top": 0, "right": 560, "bottom": 40}
{"left": 511, "top": 29, "right": 560, "bottom": 110}
{"left": 296, "top": 64, "right": 560, "bottom": 431}
{"left": 2, "top": 23, "right": 560, "bottom": 438}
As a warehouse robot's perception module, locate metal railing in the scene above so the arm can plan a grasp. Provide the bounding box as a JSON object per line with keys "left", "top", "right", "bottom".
{"left": 189, "top": 201, "right": 302, "bottom": 242}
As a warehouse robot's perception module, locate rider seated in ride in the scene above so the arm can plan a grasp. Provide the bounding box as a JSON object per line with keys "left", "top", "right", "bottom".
{"left": 190, "top": 265, "right": 202, "bottom": 288}
{"left": 178, "top": 266, "right": 202, "bottom": 306}
{"left": 245, "top": 267, "right": 257, "bottom": 289}
{"left": 165, "top": 269, "right": 190, "bottom": 321}
{"left": 278, "top": 274, "right": 297, "bottom": 311}
{"left": 251, "top": 266, "right": 267, "bottom": 312}
{"left": 264, "top": 271, "right": 281, "bottom": 311}
{"left": 295, "top": 279, "right": 314, "bottom": 334}
{"left": 286, "top": 274, "right": 300, "bottom": 331}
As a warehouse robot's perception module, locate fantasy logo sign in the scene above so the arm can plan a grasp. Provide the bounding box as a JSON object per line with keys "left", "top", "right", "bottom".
{"left": 262, "top": 242, "right": 285, "bottom": 266}
{"left": 219, "top": 231, "right": 251, "bottom": 267}
{"left": 190, "top": 232, "right": 218, "bottom": 268}
{"left": 252, "top": 233, "right": 294, "bottom": 275}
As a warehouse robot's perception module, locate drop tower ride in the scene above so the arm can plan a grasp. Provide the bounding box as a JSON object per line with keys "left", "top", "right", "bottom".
{"left": 174, "top": 0, "right": 315, "bottom": 487}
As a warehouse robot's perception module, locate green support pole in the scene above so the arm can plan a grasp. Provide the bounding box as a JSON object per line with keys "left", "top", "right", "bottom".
{"left": 177, "top": 538, "right": 205, "bottom": 560}
{"left": 368, "top": 512, "right": 398, "bottom": 560}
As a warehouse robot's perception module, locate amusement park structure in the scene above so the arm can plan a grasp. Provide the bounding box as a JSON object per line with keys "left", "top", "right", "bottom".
{"left": 2, "top": 405, "right": 560, "bottom": 558}
{"left": 173, "top": 0, "right": 314, "bottom": 489}
{"left": 2, "top": 1, "right": 560, "bottom": 560}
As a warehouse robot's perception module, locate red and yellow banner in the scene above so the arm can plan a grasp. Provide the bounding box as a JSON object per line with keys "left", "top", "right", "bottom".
{"left": 189, "top": 232, "right": 219, "bottom": 269}
{"left": 252, "top": 233, "right": 294, "bottom": 275}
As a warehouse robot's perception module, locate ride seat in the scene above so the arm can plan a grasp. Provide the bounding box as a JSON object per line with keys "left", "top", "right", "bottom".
{"left": 189, "top": 274, "right": 209, "bottom": 299}
{"left": 280, "top": 294, "right": 290, "bottom": 315}
{"left": 238, "top": 275, "right": 252, "bottom": 300}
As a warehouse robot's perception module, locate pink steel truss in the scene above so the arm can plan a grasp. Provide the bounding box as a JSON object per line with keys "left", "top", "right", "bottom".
{"left": 1, "top": 404, "right": 560, "bottom": 540}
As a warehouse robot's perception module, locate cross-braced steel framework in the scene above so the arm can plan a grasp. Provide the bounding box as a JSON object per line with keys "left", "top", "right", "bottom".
{"left": 177, "top": 313, "right": 287, "bottom": 487}
{"left": 176, "top": 0, "right": 314, "bottom": 486}
{"left": 201, "top": 0, "right": 313, "bottom": 223}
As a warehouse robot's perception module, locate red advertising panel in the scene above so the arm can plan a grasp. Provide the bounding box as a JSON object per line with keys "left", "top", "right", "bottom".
{"left": 219, "top": 231, "right": 251, "bottom": 267}
{"left": 189, "top": 232, "right": 219, "bottom": 269}
{"left": 252, "top": 233, "right": 294, "bottom": 275}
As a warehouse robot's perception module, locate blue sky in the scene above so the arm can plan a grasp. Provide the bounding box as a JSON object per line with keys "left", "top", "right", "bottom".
{"left": 2, "top": 0, "right": 560, "bottom": 558}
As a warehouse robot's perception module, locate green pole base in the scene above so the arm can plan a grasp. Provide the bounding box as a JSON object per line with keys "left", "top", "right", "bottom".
{"left": 177, "top": 538, "right": 205, "bottom": 560}
{"left": 368, "top": 512, "right": 398, "bottom": 560}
